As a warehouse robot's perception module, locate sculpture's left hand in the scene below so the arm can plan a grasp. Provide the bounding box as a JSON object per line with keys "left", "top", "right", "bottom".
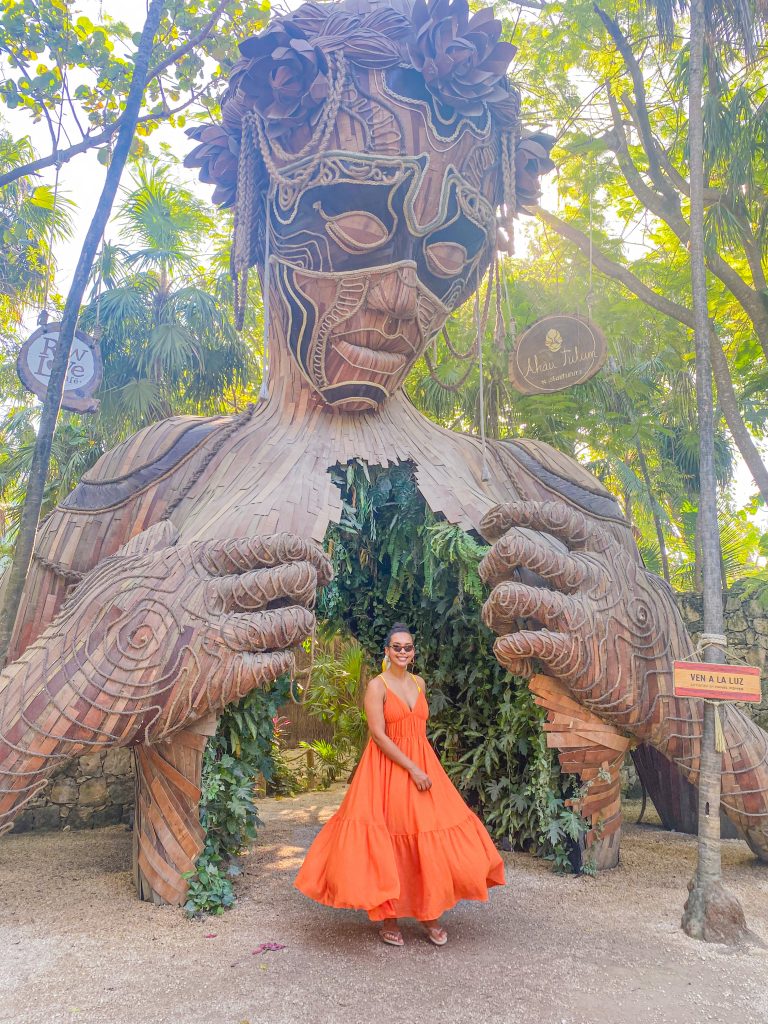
{"left": 478, "top": 501, "right": 680, "bottom": 730}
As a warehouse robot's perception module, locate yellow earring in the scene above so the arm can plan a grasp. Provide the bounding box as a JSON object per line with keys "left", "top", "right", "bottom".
{"left": 382, "top": 655, "right": 390, "bottom": 672}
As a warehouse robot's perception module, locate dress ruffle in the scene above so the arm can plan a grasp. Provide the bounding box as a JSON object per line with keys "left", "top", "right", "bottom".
{"left": 294, "top": 686, "right": 505, "bottom": 921}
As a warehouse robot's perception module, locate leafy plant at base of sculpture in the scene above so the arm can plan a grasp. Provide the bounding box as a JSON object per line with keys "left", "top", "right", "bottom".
{"left": 319, "top": 459, "right": 590, "bottom": 871}
{"left": 184, "top": 675, "right": 292, "bottom": 917}
{"left": 299, "top": 633, "right": 369, "bottom": 786}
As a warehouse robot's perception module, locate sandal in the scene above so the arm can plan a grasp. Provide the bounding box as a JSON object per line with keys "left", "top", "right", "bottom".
{"left": 422, "top": 921, "right": 448, "bottom": 946}
{"left": 378, "top": 922, "right": 404, "bottom": 947}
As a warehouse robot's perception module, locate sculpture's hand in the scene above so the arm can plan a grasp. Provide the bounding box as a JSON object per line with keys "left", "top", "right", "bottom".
{"left": 478, "top": 500, "right": 768, "bottom": 859}
{"left": 0, "top": 524, "right": 332, "bottom": 824}
{"left": 478, "top": 500, "right": 681, "bottom": 732}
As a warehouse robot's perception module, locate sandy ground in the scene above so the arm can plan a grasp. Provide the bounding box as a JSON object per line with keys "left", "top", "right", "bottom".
{"left": 2, "top": 789, "right": 768, "bottom": 1024}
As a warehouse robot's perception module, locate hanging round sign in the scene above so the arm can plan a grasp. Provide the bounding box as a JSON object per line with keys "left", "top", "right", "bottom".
{"left": 508, "top": 313, "right": 607, "bottom": 396}
{"left": 17, "top": 322, "right": 102, "bottom": 413}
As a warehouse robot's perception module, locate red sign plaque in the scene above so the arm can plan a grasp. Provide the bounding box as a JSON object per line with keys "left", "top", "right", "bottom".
{"left": 673, "top": 662, "right": 762, "bottom": 703}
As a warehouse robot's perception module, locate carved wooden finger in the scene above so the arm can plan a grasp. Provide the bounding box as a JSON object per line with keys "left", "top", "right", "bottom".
{"left": 230, "top": 649, "right": 297, "bottom": 700}
{"left": 212, "top": 561, "right": 318, "bottom": 612}
{"left": 479, "top": 500, "right": 611, "bottom": 553}
{"left": 115, "top": 521, "right": 180, "bottom": 559}
{"left": 219, "top": 605, "right": 315, "bottom": 652}
{"left": 479, "top": 527, "right": 597, "bottom": 591}
{"left": 197, "top": 533, "right": 332, "bottom": 585}
{"left": 482, "top": 580, "right": 584, "bottom": 634}
{"left": 493, "top": 629, "right": 579, "bottom": 680}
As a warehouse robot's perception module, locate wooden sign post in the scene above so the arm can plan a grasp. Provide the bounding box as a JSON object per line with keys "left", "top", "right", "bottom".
{"left": 675, "top": 656, "right": 755, "bottom": 943}
{"left": 508, "top": 313, "right": 607, "bottom": 395}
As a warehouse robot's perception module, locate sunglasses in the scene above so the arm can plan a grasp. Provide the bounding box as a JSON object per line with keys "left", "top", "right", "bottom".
{"left": 389, "top": 643, "right": 415, "bottom": 653}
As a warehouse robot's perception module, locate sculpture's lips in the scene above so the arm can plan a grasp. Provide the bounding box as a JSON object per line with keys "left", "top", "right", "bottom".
{"left": 333, "top": 339, "right": 408, "bottom": 376}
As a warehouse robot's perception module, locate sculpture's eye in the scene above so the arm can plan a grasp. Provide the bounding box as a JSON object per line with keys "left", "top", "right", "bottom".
{"left": 425, "top": 241, "right": 468, "bottom": 278}
{"left": 319, "top": 209, "right": 391, "bottom": 252}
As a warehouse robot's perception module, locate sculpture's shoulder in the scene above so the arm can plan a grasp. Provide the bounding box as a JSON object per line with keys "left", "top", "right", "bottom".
{"left": 492, "top": 436, "right": 626, "bottom": 524}
{"left": 61, "top": 412, "right": 237, "bottom": 513}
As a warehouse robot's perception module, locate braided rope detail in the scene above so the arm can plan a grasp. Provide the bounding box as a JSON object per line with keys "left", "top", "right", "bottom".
{"left": 232, "top": 52, "right": 347, "bottom": 329}
{"left": 31, "top": 554, "right": 84, "bottom": 585}
{"left": 501, "top": 126, "right": 519, "bottom": 251}
{"left": 426, "top": 261, "right": 493, "bottom": 392}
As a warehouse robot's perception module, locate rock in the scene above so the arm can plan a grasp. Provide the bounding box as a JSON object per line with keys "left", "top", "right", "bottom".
{"left": 50, "top": 777, "right": 79, "bottom": 805}
{"left": 90, "top": 804, "right": 125, "bottom": 828}
{"left": 728, "top": 611, "right": 747, "bottom": 631}
{"left": 681, "top": 879, "right": 748, "bottom": 945}
{"left": 78, "top": 777, "right": 108, "bottom": 807}
{"left": 78, "top": 752, "right": 104, "bottom": 778}
{"left": 11, "top": 805, "right": 62, "bottom": 833}
{"left": 107, "top": 779, "right": 135, "bottom": 806}
{"left": 103, "top": 747, "right": 133, "bottom": 777}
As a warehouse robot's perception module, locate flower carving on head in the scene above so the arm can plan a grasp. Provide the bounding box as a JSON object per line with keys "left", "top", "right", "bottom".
{"left": 229, "top": 25, "right": 332, "bottom": 144}
{"left": 185, "top": 0, "right": 554, "bottom": 218}
{"left": 408, "top": 0, "right": 520, "bottom": 123}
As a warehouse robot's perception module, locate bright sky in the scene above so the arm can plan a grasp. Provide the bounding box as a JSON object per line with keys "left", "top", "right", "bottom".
{"left": 3, "top": 0, "right": 764, "bottom": 520}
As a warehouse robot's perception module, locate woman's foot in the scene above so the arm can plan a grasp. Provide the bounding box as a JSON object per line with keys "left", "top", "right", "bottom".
{"left": 378, "top": 918, "right": 404, "bottom": 946}
{"left": 422, "top": 919, "right": 448, "bottom": 946}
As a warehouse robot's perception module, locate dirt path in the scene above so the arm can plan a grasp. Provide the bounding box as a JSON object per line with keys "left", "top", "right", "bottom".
{"left": 2, "top": 787, "right": 767, "bottom": 1024}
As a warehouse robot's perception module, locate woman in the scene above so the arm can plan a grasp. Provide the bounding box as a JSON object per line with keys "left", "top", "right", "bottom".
{"left": 294, "top": 624, "right": 506, "bottom": 946}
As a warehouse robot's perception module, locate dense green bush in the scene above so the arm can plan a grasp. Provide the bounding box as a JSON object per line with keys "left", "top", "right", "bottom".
{"left": 184, "top": 675, "right": 291, "bottom": 916}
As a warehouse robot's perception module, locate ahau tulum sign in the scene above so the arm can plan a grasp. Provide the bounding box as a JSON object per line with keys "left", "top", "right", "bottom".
{"left": 673, "top": 661, "right": 762, "bottom": 703}
{"left": 17, "top": 322, "right": 102, "bottom": 413}
{"left": 509, "top": 313, "right": 607, "bottom": 396}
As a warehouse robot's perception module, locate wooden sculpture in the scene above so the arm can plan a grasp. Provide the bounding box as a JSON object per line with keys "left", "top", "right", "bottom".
{"left": 1, "top": 0, "right": 767, "bottom": 904}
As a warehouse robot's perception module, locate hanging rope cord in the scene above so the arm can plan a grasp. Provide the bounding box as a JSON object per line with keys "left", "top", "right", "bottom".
{"left": 232, "top": 51, "right": 347, "bottom": 333}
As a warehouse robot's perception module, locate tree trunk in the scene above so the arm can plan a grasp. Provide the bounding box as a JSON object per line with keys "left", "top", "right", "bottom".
{"left": 636, "top": 445, "right": 670, "bottom": 582}
{"left": 680, "top": 0, "right": 747, "bottom": 944}
{"left": 0, "top": 0, "right": 166, "bottom": 665}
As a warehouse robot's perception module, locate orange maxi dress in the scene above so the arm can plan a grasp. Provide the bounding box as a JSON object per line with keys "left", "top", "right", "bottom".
{"left": 294, "top": 680, "right": 505, "bottom": 921}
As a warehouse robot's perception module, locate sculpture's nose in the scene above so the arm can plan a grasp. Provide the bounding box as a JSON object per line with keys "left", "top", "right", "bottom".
{"left": 368, "top": 264, "right": 418, "bottom": 320}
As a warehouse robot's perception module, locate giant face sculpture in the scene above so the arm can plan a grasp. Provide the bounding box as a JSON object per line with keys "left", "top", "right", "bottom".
{"left": 187, "top": 0, "right": 553, "bottom": 411}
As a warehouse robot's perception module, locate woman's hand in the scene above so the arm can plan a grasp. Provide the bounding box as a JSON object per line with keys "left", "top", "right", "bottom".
{"left": 409, "top": 766, "right": 432, "bottom": 791}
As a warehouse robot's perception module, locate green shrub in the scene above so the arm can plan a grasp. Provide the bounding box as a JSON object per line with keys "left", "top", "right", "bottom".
{"left": 183, "top": 675, "right": 291, "bottom": 916}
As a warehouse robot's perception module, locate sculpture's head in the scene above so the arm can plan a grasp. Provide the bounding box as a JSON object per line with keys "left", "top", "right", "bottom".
{"left": 187, "top": 0, "right": 553, "bottom": 411}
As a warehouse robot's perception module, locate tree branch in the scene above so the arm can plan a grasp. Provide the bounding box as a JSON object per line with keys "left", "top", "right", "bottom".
{"left": 0, "top": 4, "right": 228, "bottom": 190}
{"left": 539, "top": 208, "right": 768, "bottom": 503}
{"left": 146, "top": 0, "right": 230, "bottom": 81}
{"left": 604, "top": 89, "right": 768, "bottom": 355}
{"left": 0, "top": 92, "right": 209, "bottom": 189}
{"left": 594, "top": 5, "right": 680, "bottom": 205}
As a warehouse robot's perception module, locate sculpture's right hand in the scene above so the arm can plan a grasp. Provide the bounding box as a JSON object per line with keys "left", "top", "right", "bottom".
{"left": 0, "top": 525, "right": 331, "bottom": 823}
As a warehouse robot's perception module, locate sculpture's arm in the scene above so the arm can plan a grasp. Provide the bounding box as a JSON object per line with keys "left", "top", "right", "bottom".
{"left": 6, "top": 412, "right": 238, "bottom": 661}
{"left": 478, "top": 501, "right": 768, "bottom": 859}
{"left": 0, "top": 522, "right": 331, "bottom": 831}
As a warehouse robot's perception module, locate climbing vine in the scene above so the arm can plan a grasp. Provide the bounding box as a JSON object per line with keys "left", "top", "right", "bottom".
{"left": 184, "top": 675, "right": 291, "bottom": 916}
{"left": 321, "top": 460, "right": 588, "bottom": 872}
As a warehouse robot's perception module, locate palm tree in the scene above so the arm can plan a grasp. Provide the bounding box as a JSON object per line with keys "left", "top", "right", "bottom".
{"left": 647, "top": 0, "right": 764, "bottom": 944}
{"left": 79, "top": 161, "right": 253, "bottom": 441}
{"left": 0, "top": 130, "right": 72, "bottom": 336}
